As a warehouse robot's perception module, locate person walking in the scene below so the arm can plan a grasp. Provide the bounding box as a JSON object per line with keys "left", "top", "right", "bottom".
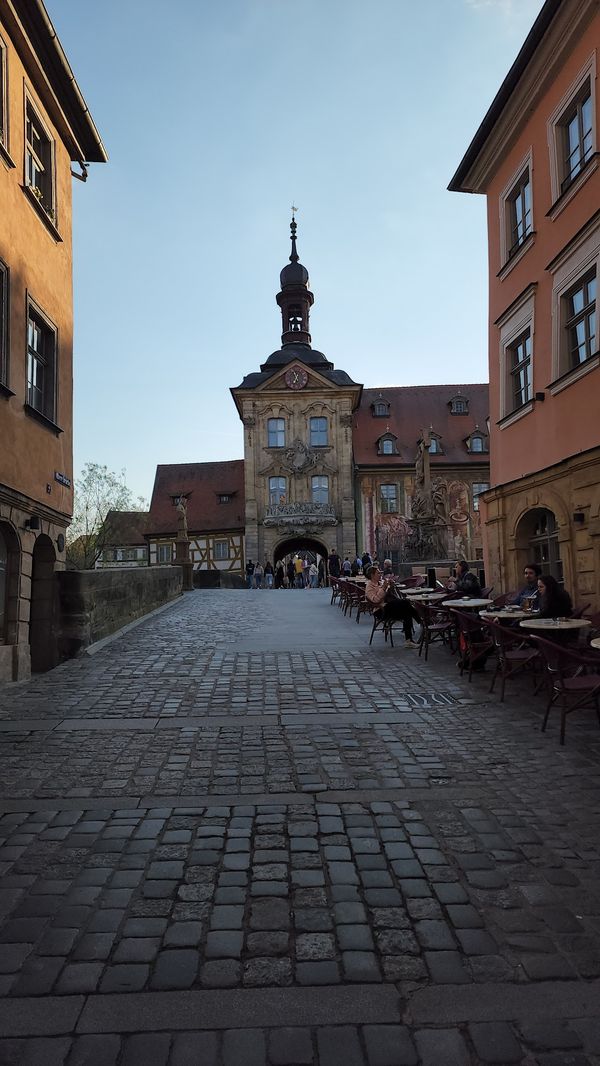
{"left": 264, "top": 560, "right": 274, "bottom": 589}
{"left": 286, "top": 559, "right": 295, "bottom": 589}
{"left": 245, "top": 560, "right": 255, "bottom": 589}
{"left": 253, "top": 561, "right": 264, "bottom": 589}
{"left": 318, "top": 558, "right": 325, "bottom": 587}
{"left": 328, "top": 549, "right": 341, "bottom": 582}
{"left": 275, "top": 560, "right": 285, "bottom": 589}
{"left": 309, "top": 561, "right": 318, "bottom": 588}
{"left": 294, "top": 554, "right": 304, "bottom": 589}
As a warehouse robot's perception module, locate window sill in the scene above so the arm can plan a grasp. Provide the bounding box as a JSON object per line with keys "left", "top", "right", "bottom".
{"left": 0, "top": 141, "right": 15, "bottom": 170}
{"left": 547, "top": 155, "right": 599, "bottom": 221}
{"left": 22, "top": 185, "right": 62, "bottom": 242}
{"left": 0, "top": 381, "right": 14, "bottom": 399}
{"left": 547, "top": 353, "right": 599, "bottom": 395}
{"left": 24, "top": 403, "right": 63, "bottom": 435}
{"left": 497, "top": 231, "right": 536, "bottom": 280}
{"left": 497, "top": 401, "right": 534, "bottom": 429}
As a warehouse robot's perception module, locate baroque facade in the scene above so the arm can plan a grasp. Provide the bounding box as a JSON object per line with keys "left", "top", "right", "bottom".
{"left": 0, "top": 2, "right": 106, "bottom": 680}
{"left": 450, "top": 0, "right": 600, "bottom": 610}
{"left": 231, "top": 219, "right": 362, "bottom": 567}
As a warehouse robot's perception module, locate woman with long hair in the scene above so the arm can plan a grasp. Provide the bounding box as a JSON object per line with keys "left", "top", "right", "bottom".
{"left": 537, "top": 574, "right": 572, "bottom": 618}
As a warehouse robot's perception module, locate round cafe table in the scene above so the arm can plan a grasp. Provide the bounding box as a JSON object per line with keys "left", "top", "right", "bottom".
{"left": 519, "top": 618, "right": 592, "bottom": 632}
{"left": 591, "top": 637, "right": 600, "bottom": 649}
{"left": 443, "top": 598, "right": 493, "bottom": 610}
{"left": 480, "top": 608, "right": 529, "bottom": 622}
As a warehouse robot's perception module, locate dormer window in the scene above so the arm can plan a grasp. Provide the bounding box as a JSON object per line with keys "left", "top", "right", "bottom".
{"left": 377, "top": 433, "right": 398, "bottom": 456}
{"left": 467, "top": 432, "right": 488, "bottom": 454}
{"left": 218, "top": 494, "right": 231, "bottom": 504}
{"left": 372, "top": 398, "right": 390, "bottom": 417}
{"left": 449, "top": 395, "right": 469, "bottom": 415}
{"left": 428, "top": 435, "right": 443, "bottom": 455}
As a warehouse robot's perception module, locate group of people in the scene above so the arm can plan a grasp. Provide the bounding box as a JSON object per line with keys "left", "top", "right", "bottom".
{"left": 510, "top": 562, "right": 573, "bottom": 618}
{"left": 245, "top": 555, "right": 325, "bottom": 590}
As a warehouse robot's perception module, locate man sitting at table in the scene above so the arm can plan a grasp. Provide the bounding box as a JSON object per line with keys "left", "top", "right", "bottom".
{"left": 365, "top": 566, "right": 419, "bottom": 647}
{"left": 511, "top": 563, "right": 541, "bottom": 608}
{"left": 448, "top": 560, "right": 482, "bottom": 598}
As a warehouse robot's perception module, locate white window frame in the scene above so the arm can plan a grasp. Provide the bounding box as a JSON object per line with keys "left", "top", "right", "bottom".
{"left": 547, "top": 53, "right": 597, "bottom": 218}
{"left": 311, "top": 475, "right": 329, "bottom": 504}
{"left": 214, "top": 540, "right": 229, "bottom": 561}
{"left": 498, "top": 148, "right": 533, "bottom": 276}
{"left": 157, "top": 543, "right": 173, "bottom": 563}
{"left": 267, "top": 417, "right": 285, "bottom": 448}
{"left": 549, "top": 216, "right": 600, "bottom": 393}
{"left": 268, "top": 476, "right": 286, "bottom": 506}
{"left": 26, "top": 296, "right": 57, "bottom": 422}
{"left": 309, "top": 416, "right": 328, "bottom": 447}
{"left": 24, "top": 92, "right": 56, "bottom": 224}
{"left": 380, "top": 484, "right": 398, "bottom": 514}
{"left": 496, "top": 286, "right": 536, "bottom": 426}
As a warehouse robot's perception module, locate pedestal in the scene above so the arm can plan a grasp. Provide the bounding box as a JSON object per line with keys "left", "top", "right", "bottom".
{"left": 173, "top": 537, "right": 194, "bottom": 591}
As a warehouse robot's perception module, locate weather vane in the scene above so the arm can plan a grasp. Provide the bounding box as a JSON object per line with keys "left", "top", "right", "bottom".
{"left": 291, "top": 203, "right": 298, "bottom": 218}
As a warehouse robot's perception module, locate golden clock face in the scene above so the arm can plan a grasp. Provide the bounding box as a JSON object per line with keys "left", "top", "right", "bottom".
{"left": 285, "top": 365, "right": 308, "bottom": 390}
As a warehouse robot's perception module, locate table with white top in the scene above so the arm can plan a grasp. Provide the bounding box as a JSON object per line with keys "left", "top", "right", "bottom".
{"left": 443, "top": 598, "right": 494, "bottom": 610}
{"left": 591, "top": 637, "right": 600, "bottom": 649}
{"left": 519, "top": 618, "right": 592, "bottom": 632}
{"left": 480, "top": 608, "right": 530, "bottom": 622}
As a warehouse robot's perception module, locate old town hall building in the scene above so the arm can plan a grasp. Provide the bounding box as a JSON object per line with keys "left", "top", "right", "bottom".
{"left": 148, "top": 221, "right": 489, "bottom": 577}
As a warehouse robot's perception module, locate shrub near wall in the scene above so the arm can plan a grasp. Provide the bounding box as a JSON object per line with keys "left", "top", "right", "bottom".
{"left": 57, "top": 566, "right": 183, "bottom": 659}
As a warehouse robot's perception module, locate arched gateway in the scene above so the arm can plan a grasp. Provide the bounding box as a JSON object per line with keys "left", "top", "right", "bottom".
{"left": 273, "top": 536, "right": 328, "bottom": 567}
{"left": 231, "top": 217, "right": 363, "bottom": 568}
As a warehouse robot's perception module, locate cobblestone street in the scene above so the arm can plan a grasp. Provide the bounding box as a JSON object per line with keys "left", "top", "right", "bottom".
{"left": 1, "top": 589, "right": 600, "bottom": 1064}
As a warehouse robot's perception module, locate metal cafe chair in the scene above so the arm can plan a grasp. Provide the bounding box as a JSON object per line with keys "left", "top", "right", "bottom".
{"left": 450, "top": 609, "right": 495, "bottom": 682}
{"left": 412, "top": 601, "right": 455, "bottom": 662}
{"left": 486, "top": 619, "right": 541, "bottom": 703}
{"left": 532, "top": 635, "right": 600, "bottom": 745}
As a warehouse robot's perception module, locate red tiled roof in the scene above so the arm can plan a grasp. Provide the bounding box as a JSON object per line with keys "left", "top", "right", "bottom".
{"left": 353, "top": 384, "right": 489, "bottom": 466}
{"left": 103, "top": 511, "right": 150, "bottom": 546}
{"left": 146, "top": 461, "right": 245, "bottom": 536}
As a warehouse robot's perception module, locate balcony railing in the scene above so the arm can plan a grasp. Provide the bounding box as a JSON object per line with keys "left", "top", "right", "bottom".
{"left": 264, "top": 502, "right": 337, "bottom": 526}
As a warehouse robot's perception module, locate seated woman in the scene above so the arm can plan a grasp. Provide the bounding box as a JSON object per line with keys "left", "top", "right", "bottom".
{"left": 365, "top": 565, "right": 420, "bottom": 647}
{"left": 537, "top": 574, "right": 573, "bottom": 619}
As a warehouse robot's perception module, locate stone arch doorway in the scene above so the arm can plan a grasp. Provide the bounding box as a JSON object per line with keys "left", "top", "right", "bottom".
{"left": 515, "top": 507, "right": 563, "bottom": 584}
{"left": 273, "top": 536, "right": 329, "bottom": 570}
{"left": 30, "top": 534, "right": 57, "bottom": 673}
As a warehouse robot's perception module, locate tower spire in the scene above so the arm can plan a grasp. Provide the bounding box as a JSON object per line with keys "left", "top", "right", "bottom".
{"left": 289, "top": 207, "right": 299, "bottom": 263}
{"left": 277, "top": 210, "right": 313, "bottom": 346}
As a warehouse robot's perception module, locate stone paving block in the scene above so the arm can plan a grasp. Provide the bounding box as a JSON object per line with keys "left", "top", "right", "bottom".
{"left": 222, "top": 1028, "right": 266, "bottom": 1066}
{"left": 317, "top": 1026, "right": 363, "bottom": 1066}
{"left": 469, "top": 1021, "right": 524, "bottom": 1063}
{"left": 11, "top": 956, "right": 64, "bottom": 995}
{"left": 242, "top": 958, "right": 293, "bottom": 986}
{"left": 170, "top": 1031, "right": 219, "bottom": 1066}
{"left": 55, "top": 962, "right": 103, "bottom": 994}
{"left": 296, "top": 960, "right": 340, "bottom": 984}
{"left": 68, "top": 1035, "right": 121, "bottom": 1065}
{"left": 99, "top": 964, "right": 149, "bottom": 992}
{"left": 18, "top": 1036, "right": 72, "bottom": 1066}
{"left": 150, "top": 949, "right": 198, "bottom": 989}
{"left": 269, "top": 1026, "right": 314, "bottom": 1064}
{"left": 121, "top": 1033, "right": 171, "bottom": 1065}
{"left": 342, "top": 951, "right": 382, "bottom": 982}
{"left": 199, "top": 960, "right": 241, "bottom": 987}
{"left": 414, "top": 1028, "right": 470, "bottom": 1066}
{"left": 424, "top": 950, "right": 470, "bottom": 984}
{"left": 363, "top": 1024, "right": 418, "bottom": 1065}
{"left": 518, "top": 1018, "right": 583, "bottom": 1050}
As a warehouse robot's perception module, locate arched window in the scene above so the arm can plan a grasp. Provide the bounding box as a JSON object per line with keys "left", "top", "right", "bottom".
{"left": 372, "top": 401, "right": 390, "bottom": 417}
{"left": 517, "top": 508, "right": 563, "bottom": 584}
{"left": 470, "top": 435, "right": 485, "bottom": 452}
{"left": 429, "top": 436, "right": 442, "bottom": 454}
{"left": 378, "top": 434, "right": 398, "bottom": 456}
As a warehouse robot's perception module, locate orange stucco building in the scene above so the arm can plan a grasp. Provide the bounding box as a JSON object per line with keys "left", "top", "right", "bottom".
{"left": 0, "top": 1, "right": 106, "bottom": 680}
{"left": 450, "top": 0, "right": 600, "bottom": 609}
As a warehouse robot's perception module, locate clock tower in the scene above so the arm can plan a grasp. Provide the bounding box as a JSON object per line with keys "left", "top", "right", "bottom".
{"left": 231, "top": 218, "right": 362, "bottom": 570}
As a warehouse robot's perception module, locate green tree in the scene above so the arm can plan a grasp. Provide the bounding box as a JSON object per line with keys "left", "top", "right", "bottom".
{"left": 66, "top": 463, "right": 147, "bottom": 570}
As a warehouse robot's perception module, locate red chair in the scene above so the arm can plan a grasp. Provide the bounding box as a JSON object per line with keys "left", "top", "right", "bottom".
{"left": 330, "top": 577, "right": 341, "bottom": 605}
{"left": 401, "top": 575, "right": 427, "bottom": 589}
{"left": 451, "top": 609, "right": 495, "bottom": 682}
{"left": 572, "top": 603, "right": 592, "bottom": 619}
{"left": 532, "top": 635, "right": 600, "bottom": 745}
{"left": 492, "top": 593, "right": 515, "bottom": 608}
{"left": 486, "top": 620, "right": 540, "bottom": 702}
{"left": 481, "top": 585, "right": 495, "bottom": 598}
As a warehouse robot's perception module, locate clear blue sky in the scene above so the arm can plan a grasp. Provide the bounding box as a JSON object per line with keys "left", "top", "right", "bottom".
{"left": 48, "top": 0, "right": 544, "bottom": 500}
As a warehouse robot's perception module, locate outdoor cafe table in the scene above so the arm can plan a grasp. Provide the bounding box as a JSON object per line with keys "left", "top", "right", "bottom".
{"left": 519, "top": 618, "right": 592, "bottom": 633}
{"left": 442, "top": 598, "right": 493, "bottom": 610}
{"left": 591, "top": 637, "right": 600, "bottom": 649}
{"left": 405, "top": 591, "right": 447, "bottom": 602}
{"left": 480, "top": 608, "right": 530, "bottom": 622}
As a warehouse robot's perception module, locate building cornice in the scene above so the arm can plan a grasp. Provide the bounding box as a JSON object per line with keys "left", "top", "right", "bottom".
{"left": 0, "top": 0, "right": 107, "bottom": 162}
{"left": 448, "top": 0, "right": 596, "bottom": 194}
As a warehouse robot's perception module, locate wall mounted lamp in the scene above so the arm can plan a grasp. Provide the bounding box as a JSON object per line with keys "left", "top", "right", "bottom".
{"left": 534, "top": 392, "right": 545, "bottom": 402}
{"left": 24, "top": 516, "right": 40, "bottom": 531}
{"left": 572, "top": 512, "right": 585, "bottom": 524}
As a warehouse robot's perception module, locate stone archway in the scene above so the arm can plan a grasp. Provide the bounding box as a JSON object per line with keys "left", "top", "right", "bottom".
{"left": 30, "top": 534, "right": 57, "bottom": 673}
{"left": 515, "top": 507, "right": 563, "bottom": 583}
{"left": 273, "top": 535, "right": 329, "bottom": 567}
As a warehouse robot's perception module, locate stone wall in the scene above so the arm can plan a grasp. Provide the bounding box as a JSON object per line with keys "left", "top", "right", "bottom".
{"left": 57, "top": 566, "right": 183, "bottom": 660}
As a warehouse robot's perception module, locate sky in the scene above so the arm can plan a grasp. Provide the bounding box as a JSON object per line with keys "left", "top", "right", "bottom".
{"left": 47, "top": 0, "right": 545, "bottom": 501}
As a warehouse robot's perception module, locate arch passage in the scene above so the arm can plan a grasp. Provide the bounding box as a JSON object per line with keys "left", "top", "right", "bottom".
{"left": 515, "top": 507, "right": 562, "bottom": 583}
{"left": 30, "top": 534, "right": 57, "bottom": 673}
{"left": 273, "top": 536, "right": 329, "bottom": 567}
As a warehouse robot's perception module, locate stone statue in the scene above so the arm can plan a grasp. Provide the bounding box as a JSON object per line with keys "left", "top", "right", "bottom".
{"left": 176, "top": 496, "right": 188, "bottom": 539}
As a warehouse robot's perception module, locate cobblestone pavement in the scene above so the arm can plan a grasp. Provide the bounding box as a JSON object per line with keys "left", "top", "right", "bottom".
{"left": 1, "top": 589, "right": 600, "bottom": 1064}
